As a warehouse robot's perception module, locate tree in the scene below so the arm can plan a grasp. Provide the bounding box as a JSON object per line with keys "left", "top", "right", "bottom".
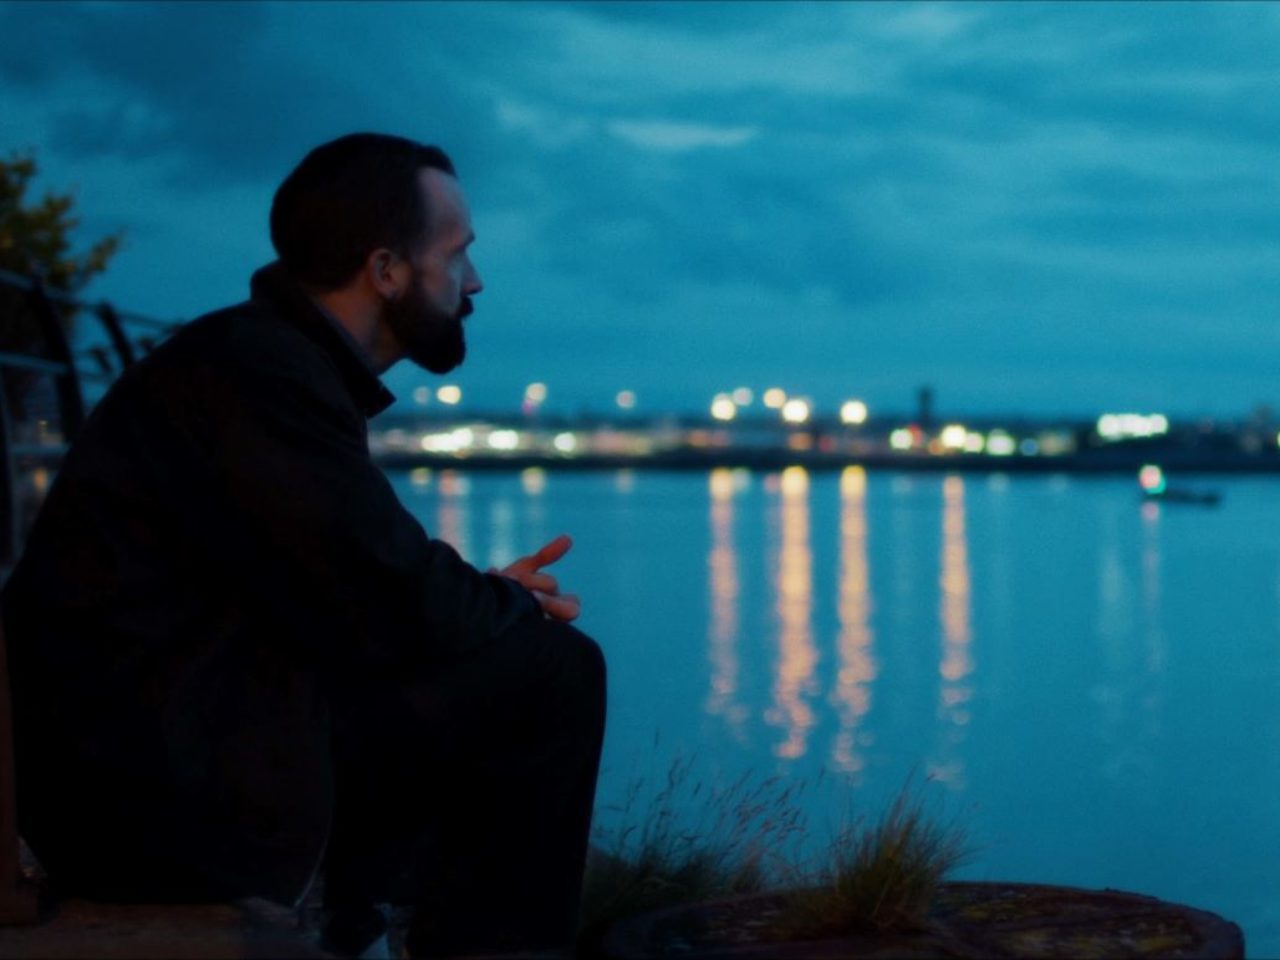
{"left": 0, "top": 150, "right": 121, "bottom": 293}
{"left": 1, "top": 151, "right": 123, "bottom": 355}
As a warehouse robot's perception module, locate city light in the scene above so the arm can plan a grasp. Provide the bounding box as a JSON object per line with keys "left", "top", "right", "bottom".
{"left": 840, "top": 400, "right": 868, "bottom": 425}
{"left": 731, "top": 387, "right": 753, "bottom": 406}
{"left": 1139, "top": 463, "right": 1166, "bottom": 494}
{"left": 525, "top": 382, "right": 548, "bottom": 403}
{"left": 711, "top": 394, "right": 737, "bottom": 421}
{"left": 553, "top": 432, "right": 578, "bottom": 453}
{"left": 1097, "top": 412, "right": 1169, "bottom": 440}
{"left": 763, "top": 388, "right": 787, "bottom": 409}
{"left": 437, "top": 385, "right": 462, "bottom": 405}
{"left": 986, "top": 430, "right": 1016, "bottom": 456}
{"left": 781, "top": 398, "right": 810, "bottom": 424}
{"left": 412, "top": 386, "right": 431, "bottom": 405}
{"left": 487, "top": 430, "right": 520, "bottom": 451}
{"left": 616, "top": 390, "right": 637, "bottom": 410}
{"left": 940, "top": 424, "right": 968, "bottom": 450}
{"left": 889, "top": 428, "right": 915, "bottom": 451}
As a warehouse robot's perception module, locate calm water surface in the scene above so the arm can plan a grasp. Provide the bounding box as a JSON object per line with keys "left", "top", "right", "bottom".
{"left": 388, "top": 467, "right": 1280, "bottom": 956}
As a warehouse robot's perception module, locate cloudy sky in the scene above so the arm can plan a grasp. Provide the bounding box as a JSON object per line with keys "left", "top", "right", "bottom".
{"left": 3, "top": 1, "right": 1278, "bottom": 419}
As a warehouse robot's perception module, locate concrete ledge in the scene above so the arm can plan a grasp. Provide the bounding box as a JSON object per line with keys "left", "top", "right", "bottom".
{"left": 0, "top": 896, "right": 332, "bottom": 959}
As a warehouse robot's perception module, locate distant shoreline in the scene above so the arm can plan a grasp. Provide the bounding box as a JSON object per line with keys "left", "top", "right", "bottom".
{"left": 373, "top": 448, "right": 1280, "bottom": 475}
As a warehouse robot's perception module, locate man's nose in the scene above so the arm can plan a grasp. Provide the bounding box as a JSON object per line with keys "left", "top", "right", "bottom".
{"left": 464, "top": 261, "right": 483, "bottom": 296}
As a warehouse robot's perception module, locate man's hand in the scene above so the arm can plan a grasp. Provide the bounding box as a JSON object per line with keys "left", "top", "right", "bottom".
{"left": 493, "top": 533, "right": 582, "bottom": 622}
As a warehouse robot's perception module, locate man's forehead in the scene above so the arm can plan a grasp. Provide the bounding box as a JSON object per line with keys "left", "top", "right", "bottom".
{"left": 419, "top": 167, "right": 470, "bottom": 235}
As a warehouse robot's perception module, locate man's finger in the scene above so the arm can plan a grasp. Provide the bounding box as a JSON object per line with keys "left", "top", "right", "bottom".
{"left": 531, "top": 534, "right": 573, "bottom": 568}
{"left": 533, "top": 590, "right": 581, "bottom": 622}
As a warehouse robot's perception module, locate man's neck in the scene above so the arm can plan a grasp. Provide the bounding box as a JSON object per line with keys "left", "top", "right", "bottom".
{"left": 310, "top": 288, "right": 401, "bottom": 375}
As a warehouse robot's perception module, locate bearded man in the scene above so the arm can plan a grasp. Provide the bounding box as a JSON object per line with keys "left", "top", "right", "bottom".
{"left": 1, "top": 134, "right": 606, "bottom": 959}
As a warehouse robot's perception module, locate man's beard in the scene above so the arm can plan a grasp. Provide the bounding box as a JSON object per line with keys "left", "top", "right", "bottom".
{"left": 384, "top": 277, "right": 469, "bottom": 374}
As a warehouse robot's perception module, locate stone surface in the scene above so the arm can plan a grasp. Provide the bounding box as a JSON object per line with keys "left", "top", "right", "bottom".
{"left": 0, "top": 895, "right": 331, "bottom": 959}
{"left": 599, "top": 882, "right": 1245, "bottom": 960}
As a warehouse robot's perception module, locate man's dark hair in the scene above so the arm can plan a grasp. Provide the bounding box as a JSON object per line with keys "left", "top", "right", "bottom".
{"left": 270, "top": 133, "right": 456, "bottom": 290}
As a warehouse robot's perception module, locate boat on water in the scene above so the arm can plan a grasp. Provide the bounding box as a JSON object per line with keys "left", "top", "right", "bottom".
{"left": 1138, "top": 464, "right": 1222, "bottom": 506}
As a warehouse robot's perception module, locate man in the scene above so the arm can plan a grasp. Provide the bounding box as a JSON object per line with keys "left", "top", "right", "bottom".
{"left": 1, "top": 134, "right": 606, "bottom": 958}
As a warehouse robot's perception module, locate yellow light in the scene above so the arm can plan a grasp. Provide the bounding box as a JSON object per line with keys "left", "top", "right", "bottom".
{"left": 709, "top": 467, "right": 735, "bottom": 500}
{"left": 412, "top": 386, "right": 431, "bottom": 405}
{"left": 553, "top": 432, "right": 578, "bottom": 453}
{"left": 524, "top": 382, "right": 548, "bottom": 403}
{"left": 840, "top": 400, "right": 868, "bottom": 425}
{"left": 940, "top": 424, "right": 967, "bottom": 449}
{"left": 521, "top": 467, "right": 546, "bottom": 496}
{"left": 731, "top": 387, "right": 753, "bottom": 406}
{"left": 711, "top": 396, "right": 737, "bottom": 421}
{"left": 781, "top": 398, "right": 810, "bottom": 424}
{"left": 763, "top": 387, "right": 787, "bottom": 409}
{"left": 616, "top": 390, "right": 637, "bottom": 410}
{"left": 437, "top": 385, "right": 462, "bottom": 405}
{"left": 780, "top": 465, "right": 809, "bottom": 497}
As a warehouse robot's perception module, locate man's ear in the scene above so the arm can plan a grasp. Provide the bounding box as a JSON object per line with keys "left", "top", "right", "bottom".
{"left": 366, "top": 248, "right": 406, "bottom": 301}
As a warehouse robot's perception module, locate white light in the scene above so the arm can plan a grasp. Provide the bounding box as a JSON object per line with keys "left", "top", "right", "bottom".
{"left": 986, "top": 431, "right": 1016, "bottom": 456}
{"left": 889, "top": 428, "right": 915, "bottom": 451}
{"left": 763, "top": 387, "right": 787, "bottom": 409}
{"left": 419, "top": 427, "right": 473, "bottom": 453}
{"left": 437, "top": 385, "right": 462, "bottom": 405}
{"left": 525, "top": 382, "right": 548, "bottom": 403}
{"left": 488, "top": 430, "right": 520, "bottom": 451}
{"left": 840, "top": 400, "right": 868, "bottom": 425}
{"left": 940, "top": 424, "right": 967, "bottom": 449}
{"left": 781, "top": 398, "right": 810, "bottom": 424}
{"left": 616, "top": 390, "right": 637, "bottom": 410}
{"left": 731, "top": 387, "right": 753, "bottom": 406}
{"left": 710, "top": 396, "right": 737, "bottom": 421}
{"left": 963, "top": 432, "right": 985, "bottom": 454}
{"left": 553, "top": 432, "right": 578, "bottom": 453}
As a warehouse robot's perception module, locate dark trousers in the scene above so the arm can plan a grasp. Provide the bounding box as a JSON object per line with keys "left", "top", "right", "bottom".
{"left": 322, "top": 616, "right": 607, "bottom": 956}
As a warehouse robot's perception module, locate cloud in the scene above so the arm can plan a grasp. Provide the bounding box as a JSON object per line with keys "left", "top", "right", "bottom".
{"left": 2, "top": 0, "right": 1278, "bottom": 416}
{"left": 607, "top": 120, "right": 759, "bottom": 153}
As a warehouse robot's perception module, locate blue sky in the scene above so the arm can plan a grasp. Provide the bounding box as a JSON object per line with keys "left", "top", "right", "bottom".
{"left": 2, "top": 1, "right": 1278, "bottom": 419}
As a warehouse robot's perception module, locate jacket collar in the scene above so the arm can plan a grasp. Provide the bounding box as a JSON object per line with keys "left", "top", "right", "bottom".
{"left": 249, "top": 262, "right": 396, "bottom": 418}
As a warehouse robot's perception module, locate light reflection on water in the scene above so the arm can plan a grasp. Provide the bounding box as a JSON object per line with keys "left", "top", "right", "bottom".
{"left": 389, "top": 468, "right": 1280, "bottom": 957}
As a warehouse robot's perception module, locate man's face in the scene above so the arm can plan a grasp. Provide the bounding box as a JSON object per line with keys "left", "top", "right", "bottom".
{"left": 382, "top": 168, "right": 482, "bottom": 374}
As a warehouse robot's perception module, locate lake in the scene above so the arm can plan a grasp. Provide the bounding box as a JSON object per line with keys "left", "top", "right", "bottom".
{"left": 387, "top": 465, "right": 1280, "bottom": 956}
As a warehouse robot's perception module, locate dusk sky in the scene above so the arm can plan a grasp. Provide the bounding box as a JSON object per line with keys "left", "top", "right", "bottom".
{"left": 2, "top": 1, "right": 1278, "bottom": 419}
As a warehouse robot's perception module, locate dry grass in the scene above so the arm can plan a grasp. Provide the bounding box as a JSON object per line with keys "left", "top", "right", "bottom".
{"left": 776, "top": 777, "right": 971, "bottom": 937}
{"left": 577, "top": 753, "right": 808, "bottom": 949}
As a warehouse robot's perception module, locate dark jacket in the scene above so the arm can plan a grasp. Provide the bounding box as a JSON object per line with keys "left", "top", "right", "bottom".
{"left": 2, "top": 263, "right": 539, "bottom": 904}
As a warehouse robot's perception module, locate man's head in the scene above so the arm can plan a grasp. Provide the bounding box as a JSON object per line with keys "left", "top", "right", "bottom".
{"left": 270, "top": 133, "right": 482, "bottom": 373}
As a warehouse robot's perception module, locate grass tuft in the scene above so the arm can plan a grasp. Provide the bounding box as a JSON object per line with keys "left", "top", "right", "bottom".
{"left": 577, "top": 754, "right": 808, "bottom": 948}
{"left": 776, "top": 777, "right": 971, "bottom": 937}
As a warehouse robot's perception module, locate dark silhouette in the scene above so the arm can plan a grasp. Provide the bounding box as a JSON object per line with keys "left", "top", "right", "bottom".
{"left": 1, "top": 133, "right": 606, "bottom": 959}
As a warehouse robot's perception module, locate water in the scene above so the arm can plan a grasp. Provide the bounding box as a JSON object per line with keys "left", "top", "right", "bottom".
{"left": 387, "top": 466, "right": 1280, "bottom": 955}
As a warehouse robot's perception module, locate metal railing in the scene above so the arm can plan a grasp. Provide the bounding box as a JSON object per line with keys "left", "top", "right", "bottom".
{"left": 0, "top": 269, "right": 182, "bottom": 575}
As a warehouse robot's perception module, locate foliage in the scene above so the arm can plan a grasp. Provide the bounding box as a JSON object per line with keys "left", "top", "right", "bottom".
{"left": 0, "top": 150, "right": 121, "bottom": 293}
{"left": 776, "top": 777, "right": 972, "bottom": 937}
{"left": 577, "top": 754, "right": 809, "bottom": 952}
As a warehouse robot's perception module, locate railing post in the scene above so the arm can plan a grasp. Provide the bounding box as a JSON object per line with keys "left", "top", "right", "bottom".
{"left": 27, "top": 278, "right": 84, "bottom": 442}
{"left": 0, "top": 366, "right": 15, "bottom": 576}
{"left": 94, "top": 303, "right": 136, "bottom": 371}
